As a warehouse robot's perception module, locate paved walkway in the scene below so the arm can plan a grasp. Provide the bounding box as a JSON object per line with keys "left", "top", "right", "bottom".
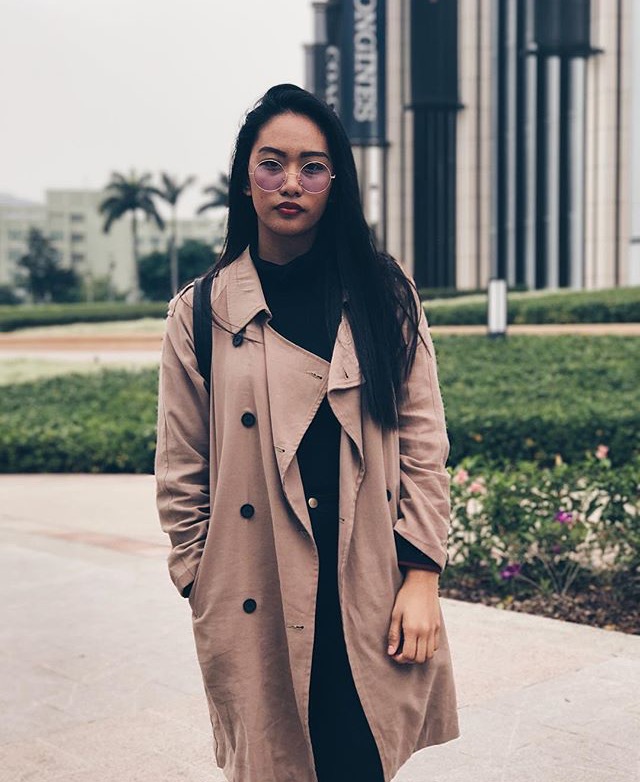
{"left": 1, "top": 474, "right": 639, "bottom": 782}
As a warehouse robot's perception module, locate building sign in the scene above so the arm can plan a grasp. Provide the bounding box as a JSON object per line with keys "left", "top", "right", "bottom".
{"left": 310, "top": 0, "right": 386, "bottom": 145}
{"left": 325, "top": 44, "right": 341, "bottom": 114}
{"left": 341, "top": 0, "right": 386, "bottom": 144}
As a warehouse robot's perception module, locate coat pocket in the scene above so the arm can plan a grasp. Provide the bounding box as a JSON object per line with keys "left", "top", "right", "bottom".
{"left": 187, "top": 561, "right": 204, "bottom": 616}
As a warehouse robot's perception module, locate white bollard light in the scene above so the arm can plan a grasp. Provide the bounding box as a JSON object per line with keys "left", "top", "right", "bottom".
{"left": 487, "top": 278, "right": 507, "bottom": 338}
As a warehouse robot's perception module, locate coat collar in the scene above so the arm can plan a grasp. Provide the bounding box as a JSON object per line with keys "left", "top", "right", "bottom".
{"left": 227, "top": 246, "right": 349, "bottom": 332}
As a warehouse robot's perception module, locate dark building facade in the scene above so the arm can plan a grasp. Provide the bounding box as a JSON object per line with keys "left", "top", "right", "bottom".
{"left": 306, "top": 0, "right": 633, "bottom": 291}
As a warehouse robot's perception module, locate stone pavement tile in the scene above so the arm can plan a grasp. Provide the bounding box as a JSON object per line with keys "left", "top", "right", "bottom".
{"left": 480, "top": 657, "right": 640, "bottom": 737}
{"left": 396, "top": 757, "right": 498, "bottom": 782}
{"left": 442, "top": 598, "right": 640, "bottom": 708}
{"left": 1, "top": 474, "right": 165, "bottom": 546}
{"left": 30, "top": 708, "right": 223, "bottom": 782}
{"left": 391, "top": 740, "right": 474, "bottom": 780}
{"left": 0, "top": 736, "right": 90, "bottom": 782}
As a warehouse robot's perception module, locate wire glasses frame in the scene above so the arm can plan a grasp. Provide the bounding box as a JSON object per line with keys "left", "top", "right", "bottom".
{"left": 248, "top": 159, "right": 336, "bottom": 194}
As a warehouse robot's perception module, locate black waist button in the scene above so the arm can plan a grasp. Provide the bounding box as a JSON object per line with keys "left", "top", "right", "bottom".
{"left": 243, "top": 598, "right": 257, "bottom": 613}
{"left": 241, "top": 412, "right": 256, "bottom": 427}
{"left": 240, "top": 503, "right": 255, "bottom": 518}
{"left": 232, "top": 332, "right": 244, "bottom": 347}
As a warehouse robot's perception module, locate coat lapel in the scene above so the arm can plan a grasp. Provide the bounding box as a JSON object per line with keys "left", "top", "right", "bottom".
{"left": 226, "top": 247, "right": 366, "bottom": 537}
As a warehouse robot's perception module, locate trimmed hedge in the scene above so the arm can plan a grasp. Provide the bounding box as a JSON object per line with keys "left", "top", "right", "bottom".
{"left": 0, "top": 334, "right": 637, "bottom": 473}
{"left": 424, "top": 285, "right": 640, "bottom": 325}
{"left": 437, "top": 334, "right": 639, "bottom": 468}
{"left": 0, "top": 368, "right": 158, "bottom": 472}
{"left": 0, "top": 301, "right": 169, "bottom": 332}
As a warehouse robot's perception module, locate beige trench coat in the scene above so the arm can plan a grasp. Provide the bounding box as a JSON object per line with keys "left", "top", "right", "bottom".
{"left": 154, "top": 246, "right": 460, "bottom": 782}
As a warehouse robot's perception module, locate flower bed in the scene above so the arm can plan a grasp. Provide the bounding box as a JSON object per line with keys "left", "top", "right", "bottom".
{"left": 441, "top": 448, "right": 640, "bottom": 634}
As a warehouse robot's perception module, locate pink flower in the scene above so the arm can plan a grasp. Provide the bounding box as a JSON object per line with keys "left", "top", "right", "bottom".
{"left": 500, "top": 562, "right": 522, "bottom": 580}
{"left": 595, "top": 444, "right": 609, "bottom": 460}
{"left": 453, "top": 468, "right": 469, "bottom": 485}
{"left": 468, "top": 480, "right": 486, "bottom": 494}
{"left": 554, "top": 510, "right": 573, "bottom": 525}
{"left": 551, "top": 544, "right": 563, "bottom": 554}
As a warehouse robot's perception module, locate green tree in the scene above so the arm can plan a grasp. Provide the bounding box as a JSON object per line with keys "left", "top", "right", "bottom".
{"left": 0, "top": 284, "right": 21, "bottom": 305}
{"left": 98, "top": 170, "right": 165, "bottom": 302}
{"left": 15, "top": 227, "right": 82, "bottom": 303}
{"left": 197, "top": 172, "right": 229, "bottom": 213}
{"left": 138, "top": 239, "right": 216, "bottom": 301}
{"left": 152, "top": 172, "right": 196, "bottom": 297}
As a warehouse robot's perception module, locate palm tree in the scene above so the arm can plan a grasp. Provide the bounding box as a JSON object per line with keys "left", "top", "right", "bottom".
{"left": 152, "top": 172, "right": 196, "bottom": 296}
{"left": 98, "top": 170, "right": 165, "bottom": 302}
{"left": 197, "top": 172, "right": 229, "bottom": 214}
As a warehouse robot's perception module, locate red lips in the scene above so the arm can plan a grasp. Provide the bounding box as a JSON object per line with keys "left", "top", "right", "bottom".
{"left": 276, "top": 202, "right": 304, "bottom": 215}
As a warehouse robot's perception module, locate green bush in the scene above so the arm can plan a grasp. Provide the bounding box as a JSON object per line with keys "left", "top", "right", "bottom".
{"left": 443, "top": 451, "right": 640, "bottom": 599}
{"left": 0, "top": 301, "right": 169, "bottom": 332}
{"left": 0, "top": 368, "right": 158, "bottom": 472}
{"left": 437, "top": 334, "right": 639, "bottom": 467}
{"left": 424, "top": 285, "right": 640, "bottom": 325}
{"left": 0, "top": 335, "right": 637, "bottom": 473}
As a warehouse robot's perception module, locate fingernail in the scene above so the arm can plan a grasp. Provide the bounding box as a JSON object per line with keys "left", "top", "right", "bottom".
{"left": 387, "top": 645, "right": 395, "bottom": 654}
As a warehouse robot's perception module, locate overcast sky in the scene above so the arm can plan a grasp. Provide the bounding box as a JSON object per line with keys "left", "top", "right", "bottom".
{"left": 0, "top": 0, "right": 313, "bottom": 218}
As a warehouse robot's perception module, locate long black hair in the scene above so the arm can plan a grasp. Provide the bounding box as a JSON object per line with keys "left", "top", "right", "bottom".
{"left": 178, "top": 83, "right": 425, "bottom": 431}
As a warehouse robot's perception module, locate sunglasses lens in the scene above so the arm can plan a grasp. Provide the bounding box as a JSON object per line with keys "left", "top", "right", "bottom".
{"left": 253, "top": 160, "right": 285, "bottom": 191}
{"left": 300, "top": 162, "right": 332, "bottom": 193}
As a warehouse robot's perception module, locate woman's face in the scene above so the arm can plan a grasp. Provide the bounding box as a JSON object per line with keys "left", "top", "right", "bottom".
{"left": 245, "top": 112, "right": 334, "bottom": 252}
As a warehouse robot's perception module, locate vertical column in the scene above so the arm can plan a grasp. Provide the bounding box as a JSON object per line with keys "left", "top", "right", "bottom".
{"left": 384, "top": 0, "right": 413, "bottom": 272}
{"left": 524, "top": 1, "right": 537, "bottom": 290}
{"left": 568, "top": 57, "right": 586, "bottom": 289}
{"left": 489, "top": 0, "right": 500, "bottom": 280}
{"left": 545, "top": 56, "right": 561, "bottom": 288}
{"left": 505, "top": 0, "right": 518, "bottom": 285}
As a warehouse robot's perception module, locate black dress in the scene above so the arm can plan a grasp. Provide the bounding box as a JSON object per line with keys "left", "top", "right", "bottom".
{"left": 250, "top": 241, "right": 440, "bottom": 782}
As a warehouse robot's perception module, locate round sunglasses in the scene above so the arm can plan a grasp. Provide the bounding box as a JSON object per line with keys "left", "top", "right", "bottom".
{"left": 249, "top": 159, "right": 335, "bottom": 194}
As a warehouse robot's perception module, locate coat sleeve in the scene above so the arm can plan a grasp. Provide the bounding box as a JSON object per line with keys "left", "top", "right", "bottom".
{"left": 394, "top": 276, "right": 452, "bottom": 573}
{"left": 154, "top": 286, "right": 211, "bottom": 598}
{"left": 394, "top": 530, "right": 443, "bottom": 573}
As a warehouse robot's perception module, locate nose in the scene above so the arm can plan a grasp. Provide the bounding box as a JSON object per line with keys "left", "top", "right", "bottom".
{"left": 279, "top": 168, "right": 302, "bottom": 196}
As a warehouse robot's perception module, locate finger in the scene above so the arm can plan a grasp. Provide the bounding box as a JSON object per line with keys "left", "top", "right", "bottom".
{"left": 415, "top": 633, "right": 428, "bottom": 664}
{"left": 387, "top": 612, "right": 403, "bottom": 655}
{"left": 395, "top": 629, "right": 417, "bottom": 663}
{"left": 426, "top": 630, "right": 436, "bottom": 660}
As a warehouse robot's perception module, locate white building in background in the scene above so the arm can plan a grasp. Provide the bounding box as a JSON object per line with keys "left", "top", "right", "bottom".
{"left": 0, "top": 189, "right": 225, "bottom": 297}
{"left": 0, "top": 194, "right": 46, "bottom": 282}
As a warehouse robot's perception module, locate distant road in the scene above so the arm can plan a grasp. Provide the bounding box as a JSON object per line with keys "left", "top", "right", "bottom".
{"left": 0, "top": 322, "right": 638, "bottom": 361}
{"left": 0, "top": 334, "right": 162, "bottom": 351}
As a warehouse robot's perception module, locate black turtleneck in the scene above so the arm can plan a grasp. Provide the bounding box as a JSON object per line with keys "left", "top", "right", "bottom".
{"left": 250, "top": 241, "right": 441, "bottom": 574}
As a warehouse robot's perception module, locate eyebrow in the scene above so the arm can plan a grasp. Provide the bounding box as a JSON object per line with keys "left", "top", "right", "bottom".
{"left": 257, "top": 146, "right": 330, "bottom": 161}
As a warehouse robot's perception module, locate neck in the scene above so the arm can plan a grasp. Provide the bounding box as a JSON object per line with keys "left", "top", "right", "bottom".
{"left": 256, "top": 225, "right": 319, "bottom": 265}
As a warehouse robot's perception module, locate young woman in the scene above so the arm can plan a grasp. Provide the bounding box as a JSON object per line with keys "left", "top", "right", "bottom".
{"left": 154, "top": 84, "right": 459, "bottom": 782}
